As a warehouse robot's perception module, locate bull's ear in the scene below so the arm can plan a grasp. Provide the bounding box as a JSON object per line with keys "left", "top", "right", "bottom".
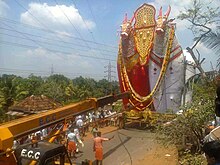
{"left": 164, "top": 5, "right": 171, "bottom": 18}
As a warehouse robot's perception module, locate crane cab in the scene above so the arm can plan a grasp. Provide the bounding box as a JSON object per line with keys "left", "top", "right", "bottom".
{"left": 14, "top": 142, "right": 71, "bottom": 165}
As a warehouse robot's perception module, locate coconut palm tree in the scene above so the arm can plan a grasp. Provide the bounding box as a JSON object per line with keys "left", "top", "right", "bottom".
{"left": 201, "top": 27, "right": 220, "bottom": 64}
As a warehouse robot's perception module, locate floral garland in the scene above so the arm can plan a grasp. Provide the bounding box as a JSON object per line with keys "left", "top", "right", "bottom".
{"left": 120, "top": 26, "right": 175, "bottom": 104}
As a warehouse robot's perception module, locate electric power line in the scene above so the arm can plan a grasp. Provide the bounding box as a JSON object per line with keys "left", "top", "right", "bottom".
{"left": 0, "top": 30, "right": 116, "bottom": 56}
{"left": 70, "top": 0, "right": 107, "bottom": 65}
{"left": 1, "top": 20, "right": 116, "bottom": 62}
{"left": 13, "top": 0, "right": 81, "bottom": 61}
{"left": 54, "top": 0, "right": 92, "bottom": 50}
{"left": 86, "top": 0, "right": 106, "bottom": 45}
{"left": 36, "top": 0, "right": 116, "bottom": 57}
{"left": 71, "top": 0, "right": 96, "bottom": 42}
{"left": 0, "top": 67, "right": 105, "bottom": 78}
{"left": 15, "top": 0, "right": 51, "bottom": 31}
{"left": 1, "top": 1, "right": 118, "bottom": 79}
{"left": 0, "top": 40, "right": 116, "bottom": 61}
{"left": 0, "top": 16, "right": 118, "bottom": 49}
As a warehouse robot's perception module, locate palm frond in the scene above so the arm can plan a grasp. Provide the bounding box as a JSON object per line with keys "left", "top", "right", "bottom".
{"left": 200, "top": 26, "right": 220, "bottom": 55}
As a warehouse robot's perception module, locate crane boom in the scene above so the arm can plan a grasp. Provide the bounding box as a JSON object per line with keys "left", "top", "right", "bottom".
{"left": 0, "top": 99, "right": 95, "bottom": 151}
{"left": 0, "top": 92, "right": 130, "bottom": 152}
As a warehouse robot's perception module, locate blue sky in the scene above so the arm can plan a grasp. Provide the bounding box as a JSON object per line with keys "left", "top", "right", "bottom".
{"left": 0, "top": 0, "right": 219, "bottom": 80}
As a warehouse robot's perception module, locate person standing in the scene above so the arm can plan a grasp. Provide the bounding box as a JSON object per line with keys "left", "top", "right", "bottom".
{"left": 67, "top": 128, "right": 77, "bottom": 158}
{"left": 76, "top": 115, "right": 85, "bottom": 136}
{"left": 93, "top": 132, "right": 114, "bottom": 165}
{"left": 74, "top": 127, "right": 84, "bottom": 153}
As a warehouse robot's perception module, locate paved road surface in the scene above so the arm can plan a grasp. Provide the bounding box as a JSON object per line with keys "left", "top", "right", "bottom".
{"left": 72, "top": 127, "right": 177, "bottom": 165}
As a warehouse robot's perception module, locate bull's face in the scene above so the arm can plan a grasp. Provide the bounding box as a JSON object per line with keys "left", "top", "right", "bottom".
{"left": 120, "top": 13, "right": 134, "bottom": 39}
{"left": 120, "top": 21, "right": 132, "bottom": 39}
{"left": 155, "top": 6, "right": 171, "bottom": 35}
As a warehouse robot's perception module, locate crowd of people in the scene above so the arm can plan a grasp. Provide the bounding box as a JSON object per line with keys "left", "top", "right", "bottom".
{"left": 11, "top": 107, "right": 119, "bottom": 164}
{"left": 11, "top": 104, "right": 220, "bottom": 165}
{"left": 63, "top": 108, "right": 119, "bottom": 164}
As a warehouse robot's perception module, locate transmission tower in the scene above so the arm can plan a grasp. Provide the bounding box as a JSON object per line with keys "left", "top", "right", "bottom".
{"left": 104, "top": 61, "right": 116, "bottom": 93}
{"left": 51, "top": 64, "right": 54, "bottom": 75}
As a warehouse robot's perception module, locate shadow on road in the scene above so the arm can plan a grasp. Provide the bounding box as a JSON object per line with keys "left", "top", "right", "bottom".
{"left": 103, "top": 135, "right": 131, "bottom": 159}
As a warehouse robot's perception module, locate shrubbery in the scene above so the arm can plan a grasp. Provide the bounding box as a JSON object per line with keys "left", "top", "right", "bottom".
{"left": 156, "top": 81, "right": 216, "bottom": 164}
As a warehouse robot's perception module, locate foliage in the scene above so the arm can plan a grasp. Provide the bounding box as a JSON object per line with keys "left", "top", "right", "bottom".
{"left": 179, "top": 150, "right": 206, "bottom": 165}
{"left": 112, "top": 101, "right": 123, "bottom": 112}
{"left": 200, "top": 27, "right": 220, "bottom": 56}
{"left": 0, "top": 74, "right": 20, "bottom": 108}
{"left": 0, "top": 74, "right": 120, "bottom": 123}
{"left": 39, "top": 81, "right": 65, "bottom": 102}
{"left": 178, "top": 0, "right": 220, "bottom": 60}
{"left": 178, "top": 0, "right": 219, "bottom": 35}
{"left": 156, "top": 81, "right": 216, "bottom": 162}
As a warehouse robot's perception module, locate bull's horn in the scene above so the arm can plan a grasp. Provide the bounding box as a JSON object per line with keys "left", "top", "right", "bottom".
{"left": 158, "top": 6, "right": 162, "bottom": 17}
{"left": 123, "top": 13, "right": 128, "bottom": 23}
{"left": 130, "top": 12, "right": 135, "bottom": 23}
{"left": 164, "top": 5, "right": 171, "bottom": 18}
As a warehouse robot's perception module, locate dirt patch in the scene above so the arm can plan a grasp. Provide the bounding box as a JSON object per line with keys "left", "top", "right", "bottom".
{"left": 81, "top": 126, "right": 179, "bottom": 165}
{"left": 136, "top": 144, "right": 178, "bottom": 165}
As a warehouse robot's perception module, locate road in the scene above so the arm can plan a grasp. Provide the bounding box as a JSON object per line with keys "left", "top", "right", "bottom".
{"left": 72, "top": 127, "right": 178, "bottom": 165}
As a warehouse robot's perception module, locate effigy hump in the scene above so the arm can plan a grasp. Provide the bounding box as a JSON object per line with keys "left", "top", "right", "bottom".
{"left": 134, "top": 4, "right": 156, "bottom": 65}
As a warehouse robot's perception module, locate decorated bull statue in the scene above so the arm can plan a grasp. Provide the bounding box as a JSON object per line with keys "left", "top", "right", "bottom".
{"left": 117, "top": 4, "right": 184, "bottom": 113}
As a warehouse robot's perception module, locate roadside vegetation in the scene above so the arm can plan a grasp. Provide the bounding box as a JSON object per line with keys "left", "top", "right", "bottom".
{"left": 161, "top": 0, "right": 220, "bottom": 162}
{"left": 156, "top": 80, "right": 216, "bottom": 164}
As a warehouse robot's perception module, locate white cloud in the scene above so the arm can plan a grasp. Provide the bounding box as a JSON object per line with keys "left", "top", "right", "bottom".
{"left": 153, "top": 0, "right": 191, "bottom": 7}
{"left": 26, "top": 47, "right": 57, "bottom": 59}
{"left": 20, "top": 3, "right": 95, "bottom": 33}
{"left": 55, "top": 31, "right": 71, "bottom": 37}
{"left": 183, "top": 49, "right": 194, "bottom": 64}
{"left": 22, "top": 47, "right": 96, "bottom": 72}
{"left": 0, "top": 0, "right": 9, "bottom": 17}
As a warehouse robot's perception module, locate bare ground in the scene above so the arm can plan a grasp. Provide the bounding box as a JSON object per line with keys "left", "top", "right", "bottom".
{"left": 77, "top": 125, "right": 178, "bottom": 165}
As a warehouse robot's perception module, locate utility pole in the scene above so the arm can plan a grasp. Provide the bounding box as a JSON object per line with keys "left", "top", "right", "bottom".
{"left": 104, "top": 61, "right": 116, "bottom": 94}
{"left": 186, "top": 47, "right": 206, "bottom": 78}
{"left": 182, "top": 56, "right": 187, "bottom": 106}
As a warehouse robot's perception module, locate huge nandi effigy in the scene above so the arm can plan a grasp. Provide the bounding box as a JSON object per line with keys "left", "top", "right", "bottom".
{"left": 117, "top": 4, "right": 184, "bottom": 113}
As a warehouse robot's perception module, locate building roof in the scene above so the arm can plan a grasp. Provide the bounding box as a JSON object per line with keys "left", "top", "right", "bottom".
{"left": 8, "top": 95, "right": 62, "bottom": 116}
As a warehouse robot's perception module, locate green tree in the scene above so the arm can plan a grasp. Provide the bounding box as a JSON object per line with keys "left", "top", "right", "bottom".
{"left": 39, "top": 74, "right": 70, "bottom": 102}
{"left": 25, "top": 74, "right": 44, "bottom": 95}
{"left": 40, "top": 81, "right": 65, "bottom": 103}
{"left": 0, "top": 74, "right": 20, "bottom": 108}
{"left": 200, "top": 28, "right": 220, "bottom": 57}
{"left": 64, "top": 80, "right": 77, "bottom": 103}
{"left": 112, "top": 80, "right": 120, "bottom": 94}
{"left": 96, "top": 79, "right": 111, "bottom": 95}
{"left": 73, "top": 76, "right": 97, "bottom": 99}
{"left": 47, "top": 74, "right": 69, "bottom": 86}
{"left": 178, "top": 0, "right": 220, "bottom": 66}
{"left": 0, "top": 73, "right": 120, "bottom": 123}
